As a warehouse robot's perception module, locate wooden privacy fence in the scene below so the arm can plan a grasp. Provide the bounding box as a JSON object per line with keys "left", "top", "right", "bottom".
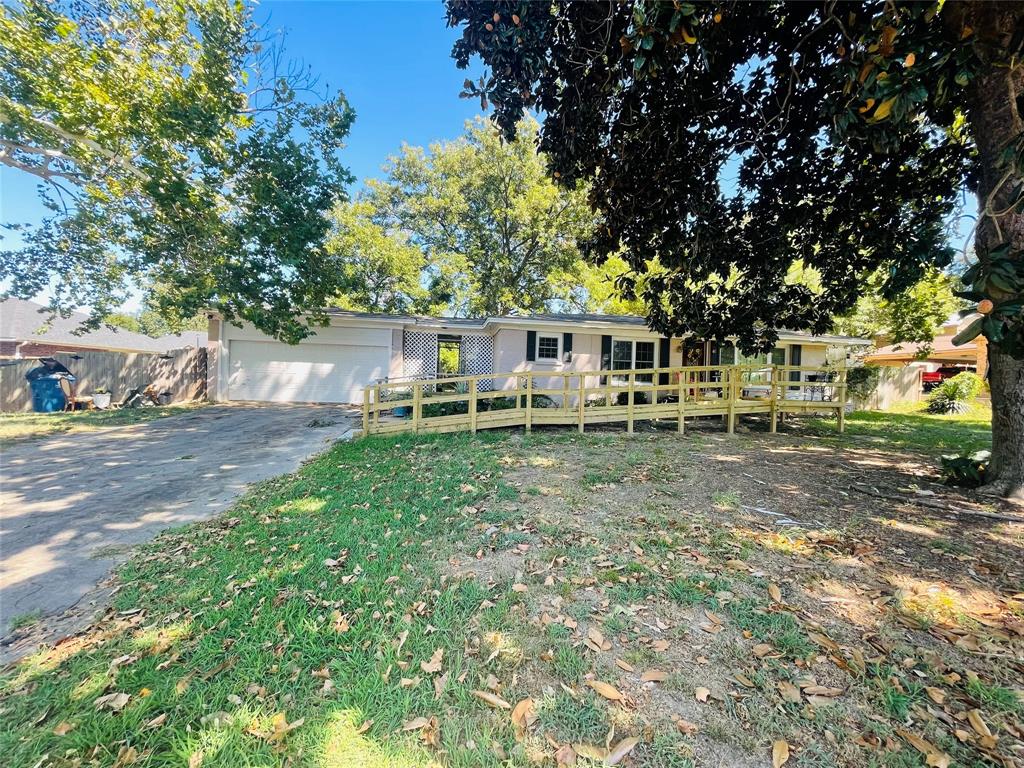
{"left": 0, "top": 347, "right": 207, "bottom": 412}
{"left": 361, "top": 364, "right": 847, "bottom": 437}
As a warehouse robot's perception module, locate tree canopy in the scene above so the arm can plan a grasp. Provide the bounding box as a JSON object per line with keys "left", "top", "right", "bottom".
{"left": 0, "top": 0, "right": 355, "bottom": 342}
{"left": 334, "top": 118, "right": 610, "bottom": 317}
{"left": 446, "top": 0, "right": 1024, "bottom": 494}
{"left": 833, "top": 268, "right": 968, "bottom": 346}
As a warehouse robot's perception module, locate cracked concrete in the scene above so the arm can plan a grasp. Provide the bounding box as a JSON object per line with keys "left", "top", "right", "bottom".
{"left": 0, "top": 403, "right": 356, "bottom": 659}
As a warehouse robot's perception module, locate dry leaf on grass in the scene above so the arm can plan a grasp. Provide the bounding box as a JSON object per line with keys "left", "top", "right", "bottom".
{"left": 402, "top": 716, "right": 431, "bottom": 731}
{"left": 587, "top": 680, "right": 624, "bottom": 701}
{"left": 768, "top": 583, "right": 783, "bottom": 603}
{"left": 772, "top": 739, "right": 790, "bottom": 767}
{"left": 421, "top": 648, "right": 444, "bottom": 674}
{"left": 694, "top": 687, "right": 711, "bottom": 703}
{"left": 606, "top": 736, "right": 640, "bottom": 765}
{"left": 615, "top": 658, "right": 635, "bottom": 672}
{"left": 53, "top": 721, "right": 75, "bottom": 736}
{"left": 511, "top": 697, "right": 535, "bottom": 733}
{"left": 554, "top": 743, "right": 577, "bottom": 765}
{"left": 641, "top": 669, "right": 667, "bottom": 682}
{"left": 472, "top": 690, "right": 511, "bottom": 709}
{"left": 777, "top": 681, "right": 802, "bottom": 704}
{"left": 675, "top": 718, "right": 699, "bottom": 735}
{"left": 94, "top": 692, "right": 131, "bottom": 712}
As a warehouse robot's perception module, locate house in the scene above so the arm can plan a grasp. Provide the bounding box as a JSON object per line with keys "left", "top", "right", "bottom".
{"left": 207, "top": 309, "right": 869, "bottom": 405}
{"left": 864, "top": 314, "right": 985, "bottom": 377}
{"left": 0, "top": 297, "right": 204, "bottom": 358}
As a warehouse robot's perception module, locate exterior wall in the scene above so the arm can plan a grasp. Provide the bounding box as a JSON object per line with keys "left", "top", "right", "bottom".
{"left": 492, "top": 329, "right": 604, "bottom": 392}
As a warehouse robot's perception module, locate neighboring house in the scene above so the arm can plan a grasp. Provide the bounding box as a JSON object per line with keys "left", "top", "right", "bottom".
{"left": 865, "top": 314, "right": 985, "bottom": 375}
{"left": 0, "top": 298, "right": 206, "bottom": 358}
{"left": 208, "top": 310, "right": 869, "bottom": 405}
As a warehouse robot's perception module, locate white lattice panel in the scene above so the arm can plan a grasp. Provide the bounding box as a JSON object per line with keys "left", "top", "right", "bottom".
{"left": 403, "top": 331, "right": 437, "bottom": 379}
{"left": 461, "top": 334, "right": 494, "bottom": 391}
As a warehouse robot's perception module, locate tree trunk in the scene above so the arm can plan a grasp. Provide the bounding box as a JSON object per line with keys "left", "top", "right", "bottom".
{"left": 965, "top": 1, "right": 1024, "bottom": 498}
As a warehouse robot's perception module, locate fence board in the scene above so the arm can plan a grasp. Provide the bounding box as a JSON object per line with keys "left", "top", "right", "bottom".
{"left": 0, "top": 347, "right": 206, "bottom": 412}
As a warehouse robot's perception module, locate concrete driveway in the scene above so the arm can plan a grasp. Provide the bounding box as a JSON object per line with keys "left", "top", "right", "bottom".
{"left": 0, "top": 403, "right": 356, "bottom": 652}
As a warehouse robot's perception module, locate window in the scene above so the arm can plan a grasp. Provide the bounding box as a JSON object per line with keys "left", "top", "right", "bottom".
{"left": 611, "top": 339, "right": 657, "bottom": 384}
{"left": 536, "top": 335, "right": 560, "bottom": 360}
{"left": 771, "top": 347, "right": 786, "bottom": 366}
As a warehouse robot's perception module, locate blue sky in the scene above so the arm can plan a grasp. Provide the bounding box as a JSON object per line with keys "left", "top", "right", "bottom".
{"left": 0, "top": 0, "right": 484, "bottom": 306}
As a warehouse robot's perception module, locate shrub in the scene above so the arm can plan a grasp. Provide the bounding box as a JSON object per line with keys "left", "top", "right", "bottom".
{"left": 846, "top": 364, "right": 881, "bottom": 401}
{"left": 926, "top": 371, "right": 983, "bottom": 414}
{"left": 941, "top": 450, "right": 989, "bottom": 488}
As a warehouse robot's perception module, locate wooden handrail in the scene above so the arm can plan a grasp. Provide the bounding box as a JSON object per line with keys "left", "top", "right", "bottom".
{"left": 362, "top": 363, "right": 848, "bottom": 438}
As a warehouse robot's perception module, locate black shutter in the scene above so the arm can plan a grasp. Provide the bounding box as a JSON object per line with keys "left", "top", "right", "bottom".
{"left": 789, "top": 344, "right": 802, "bottom": 383}
{"left": 600, "top": 334, "right": 612, "bottom": 385}
{"left": 563, "top": 333, "right": 573, "bottom": 363}
{"left": 658, "top": 337, "right": 671, "bottom": 385}
{"left": 709, "top": 342, "right": 720, "bottom": 366}
{"left": 526, "top": 330, "right": 536, "bottom": 362}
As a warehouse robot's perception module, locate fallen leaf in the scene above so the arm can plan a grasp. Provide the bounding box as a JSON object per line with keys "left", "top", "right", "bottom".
{"left": 511, "top": 583, "right": 529, "bottom": 593}
{"left": 641, "top": 669, "right": 667, "bottom": 683}
{"left": 113, "top": 746, "right": 139, "bottom": 767}
{"left": 752, "top": 643, "right": 774, "bottom": 658}
{"left": 695, "top": 687, "right": 710, "bottom": 703}
{"left": 53, "top": 721, "right": 75, "bottom": 736}
{"left": 554, "top": 743, "right": 577, "bottom": 765}
{"left": 614, "top": 658, "right": 635, "bottom": 672}
{"left": 772, "top": 739, "right": 790, "bottom": 767}
{"left": 676, "top": 718, "right": 699, "bottom": 735}
{"left": 188, "top": 751, "right": 204, "bottom": 768}
{"left": 768, "top": 583, "right": 783, "bottom": 603}
{"left": 587, "top": 680, "right": 624, "bottom": 701}
{"left": 511, "top": 697, "right": 535, "bottom": 733}
{"left": 145, "top": 713, "right": 168, "bottom": 730}
{"left": 924, "top": 686, "right": 945, "bottom": 705}
{"left": 472, "top": 690, "right": 511, "bottom": 709}
{"left": 606, "top": 735, "right": 640, "bottom": 765}
{"left": 94, "top": 692, "right": 131, "bottom": 712}
{"left": 777, "top": 682, "right": 802, "bottom": 704}
{"left": 402, "top": 716, "right": 431, "bottom": 731}
{"left": 421, "top": 648, "right": 444, "bottom": 675}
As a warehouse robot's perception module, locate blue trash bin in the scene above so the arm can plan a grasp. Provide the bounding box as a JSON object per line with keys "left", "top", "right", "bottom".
{"left": 26, "top": 366, "right": 76, "bottom": 413}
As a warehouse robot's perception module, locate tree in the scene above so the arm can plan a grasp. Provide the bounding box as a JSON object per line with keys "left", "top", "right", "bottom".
{"left": 364, "top": 118, "right": 596, "bottom": 316}
{"left": 326, "top": 200, "right": 432, "bottom": 314}
{"left": 0, "top": 0, "right": 355, "bottom": 343}
{"left": 833, "top": 268, "right": 968, "bottom": 345}
{"left": 446, "top": 1, "right": 1024, "bottom": 496}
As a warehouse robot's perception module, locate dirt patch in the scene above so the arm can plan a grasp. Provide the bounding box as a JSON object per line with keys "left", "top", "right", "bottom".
{"left": 451, "top": 424, "right": 1023, "bottom": 767}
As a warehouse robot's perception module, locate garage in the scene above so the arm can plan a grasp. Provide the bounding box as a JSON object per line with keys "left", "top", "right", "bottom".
{"left": 227, "top": 339, "right": 390, "bottom": 404}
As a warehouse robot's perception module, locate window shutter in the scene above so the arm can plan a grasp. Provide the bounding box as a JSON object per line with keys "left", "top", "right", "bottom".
{"left": 600, "top": 335, "right": 612, "bottom": 368}
{"left": 526, "top": 330, "right": 536, "bottom": 362}
{"left": 789, "top": 344, "right": 802, "bottom": 382}
{"left": 709, "top": 342, "right": 720, "bottom": 366}
{"left": 563, "top": 333, "right": 573, "bottom": 363}
{"left": 658, "top": 337, "right": 671, "bottom": 385}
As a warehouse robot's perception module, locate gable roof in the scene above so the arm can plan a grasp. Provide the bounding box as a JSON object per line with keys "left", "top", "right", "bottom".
{"left": 0, "top": 298, "right": 193, "bottom": 354}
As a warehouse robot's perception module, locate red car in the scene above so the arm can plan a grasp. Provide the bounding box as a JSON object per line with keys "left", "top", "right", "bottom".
{"left": 922, "top": 366, "right": 976, "bottom": 390}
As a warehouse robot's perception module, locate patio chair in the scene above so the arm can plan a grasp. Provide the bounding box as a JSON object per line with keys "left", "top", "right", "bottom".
{"left": 58, "top": 376, "right": 94, "bottom": 411}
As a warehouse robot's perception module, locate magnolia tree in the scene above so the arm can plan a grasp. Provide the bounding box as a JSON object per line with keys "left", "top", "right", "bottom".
{"left": 0, "top": 0, "right": 355, "bottom": 342}
{"left": 446, "top": 0, "right": 1024, "bottom": 496}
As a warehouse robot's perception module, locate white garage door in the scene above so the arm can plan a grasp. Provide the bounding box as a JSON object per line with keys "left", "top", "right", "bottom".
{"left": 227, "top": 340, "right": 389, "bottom": 404}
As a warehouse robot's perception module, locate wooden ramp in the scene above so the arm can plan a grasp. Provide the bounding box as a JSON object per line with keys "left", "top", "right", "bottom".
{"left": 361, "top": 364, "right": 847, "bottom": 437}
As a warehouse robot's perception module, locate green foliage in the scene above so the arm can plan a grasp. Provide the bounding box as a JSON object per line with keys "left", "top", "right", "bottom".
{"left": 833, "top": 269, "right": 968, "bottom": 347}
{"left": 926, "top": 372, "right": 984, "bottom": 415}
{"left": 726, "top": 599, "right": 814, "bottom": 660}
{"left": 940, "top": 450, "right": 990, "bottom": 489}
{"left": 846, "top": 364, "right": 883, "bottom": 402}
{"left": 326, "top": 200, "right": 433, "bottom": 314}
{"left": 355, "top": 117, "right": 600, "bottom": 316}
{"left": 445, "top": 1, "right": 980, "bottom": 353}
{"left": 1, "top": 0, "right": 354, "bottom": 342}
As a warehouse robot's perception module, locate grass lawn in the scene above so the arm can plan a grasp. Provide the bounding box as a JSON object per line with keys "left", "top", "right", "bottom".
{"left": 0, "top": 402, "right": 206, "bottom": 447}
{"left": 806, "top": 400, "right": 992, "bottom": 455}
{"left": 2, "top": 406, "right": 1020, "bottom": 768}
